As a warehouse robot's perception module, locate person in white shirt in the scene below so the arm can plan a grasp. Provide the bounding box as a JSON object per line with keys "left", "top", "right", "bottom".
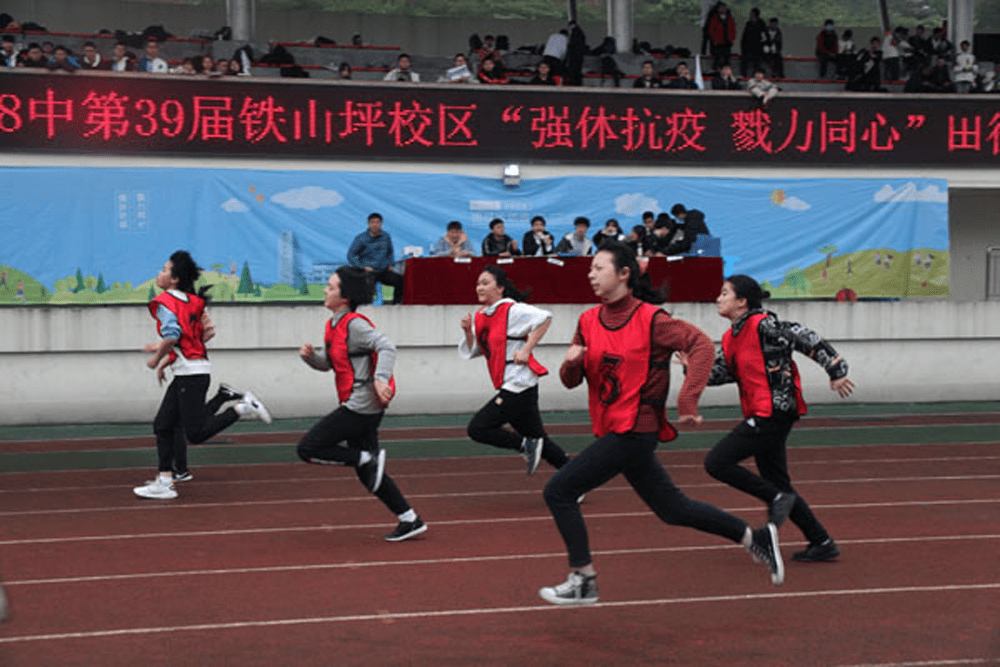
{"left": 952, "top": 40, "right": 978, "bottom": 93}
{"left": 383, "top": 53, "right": 420, "bottom": 82}
{"left": 138, "top": 39, "right": 168, "bottom": 73}
{"left": 542, "top": 28, "right": 569, "bottom": 76}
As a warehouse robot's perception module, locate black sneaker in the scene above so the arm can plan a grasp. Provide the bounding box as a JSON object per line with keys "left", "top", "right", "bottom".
{"left": 358, "top": 449, "right": 386, "bottom": 493}
{"left": 539, "top": 572, "right": 599, "bottom": 606}
{"left": 793, "top": 538, "right": 840, "bottom": 562}
{"left": 0, "top": 582, "right": 8, "bottom": 622}
{"left": 385, "top": 517, "right": 427, "bottom": 542}
{"left": 748, "top": 524, "right": 785, "bottom": 585}
{"left": 521, "top": 437, "right": 543, "bottom": 476}
{"left": 172, "top": 470, "right": 194, "bottom": 482}
{"left": 216, "top": 383, "right": 243, "bottom": 402}
{"left": 768, "top": 492, "right": 797, "bottom": 527}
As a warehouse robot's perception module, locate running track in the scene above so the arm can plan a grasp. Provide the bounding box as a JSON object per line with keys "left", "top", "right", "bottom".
{"left": 1, "top": 437, "right": 999, "bottom": 665}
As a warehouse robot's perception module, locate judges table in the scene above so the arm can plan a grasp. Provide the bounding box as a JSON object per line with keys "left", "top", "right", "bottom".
{"left": 402, "top": 256, "right": 723, "bottom": 305}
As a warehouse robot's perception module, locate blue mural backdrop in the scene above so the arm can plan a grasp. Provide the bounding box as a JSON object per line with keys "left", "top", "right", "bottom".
{"left": 0, "top": 167, "right": 948, "bottom": 304}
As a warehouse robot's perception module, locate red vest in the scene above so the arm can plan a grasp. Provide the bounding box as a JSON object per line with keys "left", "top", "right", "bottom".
{"left": 148, "top": 291, "right": 207, "bottom": 366}
{"left": 579, "top": 302, "right": 676, "bottom": 441}
{"left": 722, "top": 312, "right": 806, "bottom": 418}
{"left": 325, "top": 312, "right": 396, "bottom": 404}
{"left": 474, "top": 301, "right": 548, "bottom": 390}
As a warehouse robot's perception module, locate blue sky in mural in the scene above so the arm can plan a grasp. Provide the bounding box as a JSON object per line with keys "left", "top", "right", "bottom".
{"left": 0, "top": 167, "right": 947, "bottom": 289}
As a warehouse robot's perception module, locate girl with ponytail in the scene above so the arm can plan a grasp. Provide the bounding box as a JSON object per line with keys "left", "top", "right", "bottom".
{"left": 538, "top": 242, "right": 783, "bottom": 606}
{"left": 459, "top": 264, "right": 570, "bottom": 476}
{"left": 134, "top": 250, "right": 271, "bottom": 500}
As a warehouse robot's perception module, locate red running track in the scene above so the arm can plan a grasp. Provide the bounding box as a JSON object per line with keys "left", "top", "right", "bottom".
{"left": 1, "top": 442, "right": 999, "bottom": 666}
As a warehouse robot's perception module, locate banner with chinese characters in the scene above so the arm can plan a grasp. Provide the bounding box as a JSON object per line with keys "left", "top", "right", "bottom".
{"left": 0, "top": 70, "right": 998, "bottom": 164}
{"left": 0, "top": 167, "right": 947, "bottom": 305}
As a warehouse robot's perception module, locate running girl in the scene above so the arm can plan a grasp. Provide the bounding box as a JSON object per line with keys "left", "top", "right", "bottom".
{"left": 459, "top": 265, "right": 569, "bottom": 475}
{"left": 134, "top": 250, "right": 271, "bottom": 500}
{"left": 697, "top": 274, "right": 853, "bottom": 562}
{"left": 297, "top": 267, "right": 426, "bottom": 542}
{"left": 539, "top": 241, "right": 782, "bottom": 606}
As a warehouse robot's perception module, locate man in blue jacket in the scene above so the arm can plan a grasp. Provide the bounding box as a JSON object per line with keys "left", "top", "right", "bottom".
{"left": 347, "top": 213, "right": 404, "bottom": 305}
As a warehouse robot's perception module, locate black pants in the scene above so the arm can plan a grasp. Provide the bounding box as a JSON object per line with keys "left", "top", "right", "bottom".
{"left": 371, "top": 268, "right": 404, "bottom": 305}
{"left": 296, "top": 406, "right": 410, "bottom": 515}
{"left": 704, "top": 413, "right": 830, "bottom": 545}
{"left": 153, "top": 374, "right": 239, "bottom": 473}
{"left": 544, "top": 431, "right": 747, "bottom": 568}
{"left": 467, "top": 385, "right": 569, "bottom": 470}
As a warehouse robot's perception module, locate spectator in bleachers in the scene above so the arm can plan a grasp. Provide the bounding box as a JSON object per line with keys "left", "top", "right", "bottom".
{"left": 482, "top": 218, "right": 520, "bottom": 257}
{"left": 953, "top": 40, "right": 978, "bottom": 93}
{"left": 78, "top": 41, "right": 108, "bottom": 70}
{"left": 712, "top": 63, "right": 742, "bottom": 90}
{"left": 904, "top": 62, "right": 934, "bottom": 93}
{"left": 137, "top": 39, "right": 168, "bottom": 73}
{"left": 442, "top": 53, "right": 473, "bottom": 83}
{"left": 762, "top": 17, "right": 784, "bottom": 78}
{"left": 430, "top": 221, "right": 475, "bottom": 258}
{"left": 981, "top": 63, "right": 1000, "bottom": 93}
{"left": 173, "top": 57, "right": 196, "bottom": 75}
{"left": 473, "top": 34, "right": 506, "bottom": 73}
{"left": 522, "top": 216, "right": 556, "bottom": 256}
{"left": 633, "top": 60, "right": 663, "bottom": 88}
{"left": 565, "top": 20, "right": 588, "bottom": 86}
{"left": 748, "top": 67, "right": 779, "bottom": 106}
{"left": 2, "top": 36, "right": 18, "bottom": 67}
{"left": 671, "top": 204, "right": 710, "bottom": 240}
{"left": 338, "top": 62, "right": 351, "bottom": 79}
{"left": 666, "top": 61, "right": 699, "bottom": 89}
{"left": 529, "top": 60, "right": 557, "bottom": 85}
{"left": 384, "top": 53, "right": 420, "bottom": 82}
{"left": 815, "top": 20, "right": 839, "bottom": 78}
{"left": 17, "top": 43, "right": 48, "bottom": 69}
{"left": 881, "top": 28, "right": 903, "bottom": 81}
{"left": 477, "top": 56, "right": 508, "bottom": 84}
{"left": 835, "top": 29, "right": 855, "bottom": 79}
{"left": 740, "top": 7, "right": 766, "bottom": 77}
{"left": 41, "top": 41, "right": 55, "bottom": 64}
{"left": 707, "top": 2, "right": 737, "bottom": 70}
{"left": 227, "top": 57, "right": 248, "bottom": 76}
{"left": 908, "top": 24, "right": 930, "bottom": 71}
{"left": 846, "top": 37, "right": 883, "bottom": 92}
{"left": 351, "top": 33, "right": 363, "bottom": 47}
{"left": 111, "top": 42, "right": 133, "bottom": 72}
{"left": 625, "top": 224, "right": 647, "bottom": 255}
{"left": 542, "top": 27, "right": 569, "bottom": 76}
{"left": 48, "top": 45, "right": 77, "bottom": 73}
{"left": 592, "top": 219, "right": 626, "bottom": 248}
{"left": 555, "top": 217, "right": 594, "bottom": 256}
{"left": 641, "top": 211, "right": 657, "bottom": 249}
{"left": 214, "top": 58, "right": 230, "bottom": 76}
{"left": 196, "top": 54, "right": 215, "bottom": 75}
{"left": 929, "top": 55, "right": 955, "bottom": 92}
{"left": 929, "top": 27, "right": 952, "bottom": 61}
{"left": 647, "top": 215, "right": 675, "bottom": 256}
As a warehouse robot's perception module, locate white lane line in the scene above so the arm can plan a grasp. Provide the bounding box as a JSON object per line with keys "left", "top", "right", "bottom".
{"left": 835, "top": 659, "right": 1000, "bottom": 666}
{"left": 0, "top": 581, "right": 997, "bottom": 645}
{"left": 2, "top": 454, "right": 999, "bottom": 494}
{"left": 2, "top": 478, "right": 1000, "bottom": 518}
{"left": 6, "top": 533, "right": 1000, "bottom": 587}
{"left": 2, "top": 502, "right": 999, "bottom": 546}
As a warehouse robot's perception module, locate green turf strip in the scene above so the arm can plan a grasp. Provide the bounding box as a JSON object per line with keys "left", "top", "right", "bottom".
{"left": 0, "top": 422, "right": 997, "bottom": 474}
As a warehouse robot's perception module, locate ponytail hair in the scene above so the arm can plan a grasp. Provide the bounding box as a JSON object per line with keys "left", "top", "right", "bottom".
{"left": 335, "top": 265, "right": 373, "bottom": 311}
{"left": 596, "top": 240, "right": 668, "bottom": 304}
{"left": 725, "top": 274, "right": 770, "bottom": 310}
{"left": 168, "top": 250, "right": 210, "bottom": 299}
{"left": 482, "top": 264, "right": 531, "bottom": 302}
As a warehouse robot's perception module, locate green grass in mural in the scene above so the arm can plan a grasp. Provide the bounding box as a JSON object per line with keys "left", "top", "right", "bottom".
{"left": 763, "top": 248, "right": 948, "bottom": 300}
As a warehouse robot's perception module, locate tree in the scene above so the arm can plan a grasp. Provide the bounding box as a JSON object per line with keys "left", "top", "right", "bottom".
{"left": 95, "top": 274, "right": 107, "bottom": 294}
{"left": 253, "top": 284, "right": 262, "bottom": 297}
{"left": 211, "top": 263, "right": 225, "bottom": 274}
{"left": 238, "top": 262, "right": 254, "bottom": 294}
{"left": 784, "top": 267, "right": 811, "bottom": 295}
{"left": 148, "top": 284, "right": 156, "bottom": 301}
{"left": 84, "top": 276, "right": 98, "bottom": 291}
{"left": 298, "top": 277, "right": 309, "bottom": 295}
{"left": 74, "top": 268, "right": 85, "bottom": 293}
{"left": 818, "top": 244, "right": 838, "bottom": 267}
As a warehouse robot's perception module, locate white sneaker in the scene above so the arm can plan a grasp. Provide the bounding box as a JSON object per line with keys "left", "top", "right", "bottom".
{"left": 134, "top": 478, "right": 178, "bottom": 500}
{"left": 238, "top": 391, "right": 272, "bottom": 425}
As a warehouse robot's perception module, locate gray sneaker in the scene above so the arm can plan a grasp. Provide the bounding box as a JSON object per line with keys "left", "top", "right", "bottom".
{"left": 539, "top": 572, "right": 599, "bottom": 606}
{"left": 521, "top": 437, "right": 543, "bottom": 476}
{"left": 768, "top": 492, "right": 797, "bottom": 527}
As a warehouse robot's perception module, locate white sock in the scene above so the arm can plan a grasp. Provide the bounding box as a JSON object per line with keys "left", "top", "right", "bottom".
{"left": 159, "top": 473, "right": 173, "bottom": 485}
{"left": 741, "top": 526, "right": 752, "bottom": 547}
{"left": 234, "top": 401, "right": 248, "bottom": 417}
{"left": 358, "top": 451, "right": 373, "bottom": 465}
{"left": 398, "top": 509, "right": 417, "bottom": 522}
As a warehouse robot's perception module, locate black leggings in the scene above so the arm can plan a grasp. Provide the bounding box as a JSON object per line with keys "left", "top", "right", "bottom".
{"left": 544, "top": 431, "right": 748, "bottom": 568}
{"left": 467, "top": 385, "right": 569, "bottom": 469}
{"left": 153, "top": 374, "right": 239, "bottom": 473}
{"left": 705, "top": 414, "right": 830, "bottom": 545}
{"left": 296, "top": 406, "right": 410, "bottom": 515}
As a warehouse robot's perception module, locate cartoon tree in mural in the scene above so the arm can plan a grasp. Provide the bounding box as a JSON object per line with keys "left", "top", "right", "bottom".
{"left": 74, "top": 269, "right": 85, "bottom": 293}
{"left": 237, "top": 262, "right": 254, "bottom": 295}
{"left": 298, "top": 277, "right": 309, "bottom": 295}
{"left": 784, "top": 267, "right": 810, "bottom": 295}
{"left": 95, "top": 274, "right": 107, "bottom": 294}
{"left": 818, "top": 244, "right": 838, "bottom": 267}
{"left": 211, "top": 263, "right": 225, "bottom": 274}
{"left": 148, "top": 284, "right": 156, "bottom": 301}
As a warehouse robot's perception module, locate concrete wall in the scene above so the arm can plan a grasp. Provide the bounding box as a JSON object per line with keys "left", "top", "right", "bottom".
{"left": 1, "top": 300, "right": 999, "bottom": 425}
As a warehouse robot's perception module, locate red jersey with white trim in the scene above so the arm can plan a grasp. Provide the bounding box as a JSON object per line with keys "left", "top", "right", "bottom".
{"left": 148, "top": 291, "right": 207, "bottom": 367}
{"left": 579, "top": 302, "right": 677, "bottom": 441}
{"left": 474, "top": 301, "right": 548, "bottom": 390}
